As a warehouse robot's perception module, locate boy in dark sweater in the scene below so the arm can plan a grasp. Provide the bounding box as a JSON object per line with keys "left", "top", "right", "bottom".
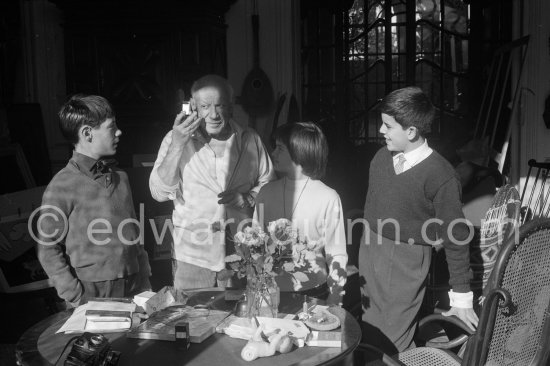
{"left": 359, "top": 87, "right": 478, "bottom": 353}
{"left": 37, "top": 95, "right": 151, "bottom": 306}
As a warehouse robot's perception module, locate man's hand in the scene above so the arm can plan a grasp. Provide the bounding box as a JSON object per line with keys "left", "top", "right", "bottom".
{"left": 171, "top": 111, "right": 202, "bottom": 146}
{"left": 442, "top": 306, "right": 479, "bottom": 332}
{"left": 218, "top": 190, "right": 248, "bottom": 209}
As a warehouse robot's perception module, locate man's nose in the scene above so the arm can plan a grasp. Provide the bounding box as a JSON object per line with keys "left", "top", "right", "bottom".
{"left": 209, "top": 106, "right": 218, "bottom": 119}
{"left": 379, "top": 124, "right": 386, "bottom": 134}
{"left": 116, "top": 129, "right": 122, "bottom": 137}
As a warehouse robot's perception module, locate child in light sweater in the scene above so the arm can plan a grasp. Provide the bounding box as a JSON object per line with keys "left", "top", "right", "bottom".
{"left": 254, "top": 122, "right": 347, "bottom": 305}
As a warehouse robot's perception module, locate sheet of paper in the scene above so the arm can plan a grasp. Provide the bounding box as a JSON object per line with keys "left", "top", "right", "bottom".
{"left": 57, "top": 301, "right": 136, "bottom": 334}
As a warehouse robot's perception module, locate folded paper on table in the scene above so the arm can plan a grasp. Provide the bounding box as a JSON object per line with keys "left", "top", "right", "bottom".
{"left": 56, "top": 301, "right": 136, "bottom": 334}
{"left": 143, "top": 286, "right": 188, "bottom": 315}
{"left": 216, "top": 315, "right": 255, "bottom": 340}
{"left": 133, "top": 291, "right": 156, "bottom": 309}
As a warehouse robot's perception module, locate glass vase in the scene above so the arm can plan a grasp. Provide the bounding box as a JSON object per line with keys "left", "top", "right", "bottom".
{"left": 245, "top": 273, "right": 280, "bottom": 318}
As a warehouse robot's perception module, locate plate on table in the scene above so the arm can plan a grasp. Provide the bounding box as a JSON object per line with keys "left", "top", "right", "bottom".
{"left": 304, "top": 311, "right": 340, "bottom": 331}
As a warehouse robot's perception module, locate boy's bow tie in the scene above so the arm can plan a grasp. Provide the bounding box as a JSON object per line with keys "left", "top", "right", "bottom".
{"left": 90, "top": 158, "right": 117, "bottom": 174}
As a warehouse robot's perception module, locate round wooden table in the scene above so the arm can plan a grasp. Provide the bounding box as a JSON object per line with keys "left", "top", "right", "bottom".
{"left": 16, "top": 290, "right": 361, "bottom": 366}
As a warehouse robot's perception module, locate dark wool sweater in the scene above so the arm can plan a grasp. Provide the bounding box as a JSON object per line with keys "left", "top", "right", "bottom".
{"left": 364, "top": 147, "right": 471, "bottom": 292}
{"left": 37, "top": 152, "right": 151, "bottom": 303}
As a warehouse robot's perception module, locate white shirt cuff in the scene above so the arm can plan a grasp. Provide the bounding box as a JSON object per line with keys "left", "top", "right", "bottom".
{"left": 150, "top": 169, "right": 180, "bottom": 201}
{"left": 448, "top": 290, "right": 473, "bottom": 308}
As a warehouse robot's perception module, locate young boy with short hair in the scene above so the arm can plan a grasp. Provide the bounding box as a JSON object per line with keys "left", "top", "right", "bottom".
{"left": 37, "top": 94, "right": 151, "bottom": 306}
{"left": 359, "top": 87, "right": 478, "bottom": 353}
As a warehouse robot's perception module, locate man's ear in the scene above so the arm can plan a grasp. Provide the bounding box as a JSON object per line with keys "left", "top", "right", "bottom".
{"left": 227, "top": 103, "right": 234, "bottom": 118}
{"left": 80, "top": 125, "right": 93, "bottom": 143}
{"left": 407, "top": 126, "right": 418, "bottom": 141}
{"left": 189, "top": 98, "right": 196, "bottom": 113}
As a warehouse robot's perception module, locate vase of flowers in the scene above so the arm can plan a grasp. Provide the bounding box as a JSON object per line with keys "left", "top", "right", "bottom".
{"left": 245, "top": 271, "right": 280, "bottom": 318}
{"left": 226, "top": 218, "right": 321, "bottom": 318}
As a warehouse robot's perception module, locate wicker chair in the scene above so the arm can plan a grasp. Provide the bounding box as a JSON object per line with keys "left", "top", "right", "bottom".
{"left": 359, "top": 218, "right": 550, "bottom": 366}
{"left": 520, "top": 159, "right": 550, "bottom": 224}
{"left": 411, "top": 185, "right": 521, "bottom": 353}
{"left": 471, "top": 184, "right": 521, "bottom": 298}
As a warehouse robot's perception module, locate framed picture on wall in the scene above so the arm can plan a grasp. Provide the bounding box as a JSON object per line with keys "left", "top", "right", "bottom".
{"left": 0, "top": 143, "right": 36, "bottom": 194}
{"left": 0, "top": 211, "right": 52, "bottom": 292}
{"left": 0, "top": 186, "right": 52, "bottom": 293}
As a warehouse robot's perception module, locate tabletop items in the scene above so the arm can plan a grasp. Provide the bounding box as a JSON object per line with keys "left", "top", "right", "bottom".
{"left": 53, "top": 288, "right": 345, "bottom": 363}
{"left": 215, "top": 303, "right": 343, "bottom": 361}
{"left": 56, "top": 299, "right": 136, "bottom": 334}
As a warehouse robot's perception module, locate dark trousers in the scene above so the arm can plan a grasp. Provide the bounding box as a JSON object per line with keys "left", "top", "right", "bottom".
{"left": 359, "top": 229, "right": 432, "bottom": 353}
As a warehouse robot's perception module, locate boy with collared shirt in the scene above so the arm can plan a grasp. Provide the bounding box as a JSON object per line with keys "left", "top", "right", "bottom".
{"left": 359, "top": 87, "right": 478, "bottom": 353}
{"left": 37, "top": 94, "right": 151, "bottom": 306}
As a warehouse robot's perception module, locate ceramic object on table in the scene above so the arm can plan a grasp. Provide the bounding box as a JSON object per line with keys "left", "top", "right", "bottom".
{"left": 304, "top": 310, "right": 340, "bottom": 331}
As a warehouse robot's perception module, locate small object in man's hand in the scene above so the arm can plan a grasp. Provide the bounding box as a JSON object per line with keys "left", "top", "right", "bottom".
{"left": 182, "top": 101, "right": 191, "bottom": 115}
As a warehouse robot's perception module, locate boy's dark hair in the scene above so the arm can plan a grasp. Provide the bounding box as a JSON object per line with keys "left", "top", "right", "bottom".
{"left": 58, "top": 94, "right": 115, "bottom": 145}
{"left": 274, "top": 122, "right": 328, "bottom": 179}
{"left": 379, "top": 86, "right": 435, "bottom": 136}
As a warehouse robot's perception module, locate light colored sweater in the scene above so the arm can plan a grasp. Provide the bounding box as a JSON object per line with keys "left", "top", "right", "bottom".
{"left": 254, "top": 178, "right": 348, "bottom": 302}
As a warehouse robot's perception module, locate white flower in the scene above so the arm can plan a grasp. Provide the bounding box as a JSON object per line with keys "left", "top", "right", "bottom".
{"left": 291, "top": 277, "right": 303, "bottom": 291}
{"left": 225, "top": 254, "right": 242, "bottom": 263}
{"left": 235, "top": 225, "right": 266, "bottom": 246}
{"left": 329, "top": 269, "right": 346, "bottom": 287}
{"left": 304, "top": 250, "right": 317, "bottom": 262}
{"left": 292, "top": 271, "right": 309, "bottom": 283}
{"left": 268, "top": 218, "right": 297, "bottom": 246}
{"left": 282, "top": 262, "right": 295, "bottom": 272}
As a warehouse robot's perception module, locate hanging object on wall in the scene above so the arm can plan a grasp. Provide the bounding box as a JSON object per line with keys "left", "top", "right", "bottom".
{"left": 471, "top": 35, "right": 530, "bottom": 173}
{"left": 240, "top": 0, "right": 274, "bottom": 127}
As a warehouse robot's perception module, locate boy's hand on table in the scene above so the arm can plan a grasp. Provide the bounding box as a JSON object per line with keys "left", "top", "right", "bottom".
{"left": 443, "top": 307, "right": 479, "bottom": 331}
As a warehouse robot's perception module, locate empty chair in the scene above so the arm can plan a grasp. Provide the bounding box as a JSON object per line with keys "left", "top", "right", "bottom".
{"left": 470, "top": 184, "right": 520, "bottom": 297}
{"left": 520, "top": 159, "right": 550, "bottom": 224}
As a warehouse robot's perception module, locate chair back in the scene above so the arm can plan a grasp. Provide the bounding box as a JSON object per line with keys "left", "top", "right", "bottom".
{"left": 464, "top": 219, "right": 550, "bottom": 365}
{"left": 470, "top": 184, "right": 520, "bottom": 295}
{"left": 520, "top": 160, "right": 550, "bottom": 224}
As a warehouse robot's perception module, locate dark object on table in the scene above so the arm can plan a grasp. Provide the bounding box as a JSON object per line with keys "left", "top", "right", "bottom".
{"left": 64, "top": 332, "right": 120, "bottom": 366}
{"left": 234, "top": 298, "right": 248, "bottom": 317}
{"left": 175, "top": 321, "right": 191, "bottom": 349}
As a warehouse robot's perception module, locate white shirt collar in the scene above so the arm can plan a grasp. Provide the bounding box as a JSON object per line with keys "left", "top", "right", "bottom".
{"left": 393, "top": 139, "right": 433, "bottom": 171}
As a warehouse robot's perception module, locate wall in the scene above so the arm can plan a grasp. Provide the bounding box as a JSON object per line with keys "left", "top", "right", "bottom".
{"left": 19, "top": 0, "right": 67, "bottom": 170}
{"left": 20, "top": 0, "right": 300, "bottom": 168}
{"left": 514, "top": 0, "right": 550, "bottom": 183}
{"left": 226, "top": 0, "right": 301, "bottom": 144}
